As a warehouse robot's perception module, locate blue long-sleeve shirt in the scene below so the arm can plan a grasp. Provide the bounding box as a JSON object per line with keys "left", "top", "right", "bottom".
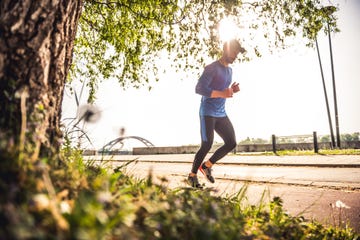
{"left": 195, "top": 60, "right": 233, "bottom": 117}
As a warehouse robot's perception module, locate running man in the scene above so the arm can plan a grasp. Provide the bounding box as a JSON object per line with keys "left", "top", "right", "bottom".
{"left": 187, "top": 39, "right": 245, "bottom": 188}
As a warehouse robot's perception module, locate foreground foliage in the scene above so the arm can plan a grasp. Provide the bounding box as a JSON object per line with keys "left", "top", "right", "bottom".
{"left": 0, "top": 148, "right": 358, "bottom": 239}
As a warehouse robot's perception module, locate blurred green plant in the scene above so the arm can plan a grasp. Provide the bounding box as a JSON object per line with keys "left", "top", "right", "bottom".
{"left": 1, "top": 146, "right": 358, "bottom": 239}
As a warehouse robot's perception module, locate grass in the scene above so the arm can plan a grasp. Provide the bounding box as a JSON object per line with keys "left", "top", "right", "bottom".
{"left": 233, "top": 149, "right": 360, "bottom": 156}
{"left": 0, "top": 147, "right": 359, "bottom": 239}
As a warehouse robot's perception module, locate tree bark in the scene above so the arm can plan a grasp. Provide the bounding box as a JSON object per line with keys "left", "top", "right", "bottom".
{"left": 0, "top": 0, "right": 82, "bottom": 162}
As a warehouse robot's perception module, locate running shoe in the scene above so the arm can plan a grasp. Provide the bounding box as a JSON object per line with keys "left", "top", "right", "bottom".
{"left": 199, "top": 163, "right": 215, "bottom": 183}
{"left": 187, "top": 175, "right": 203, "bottom": 188}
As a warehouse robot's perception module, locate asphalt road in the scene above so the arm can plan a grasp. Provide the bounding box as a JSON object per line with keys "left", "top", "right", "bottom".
{"left": 86, "top": 154, "right": 360, "bottom": 233}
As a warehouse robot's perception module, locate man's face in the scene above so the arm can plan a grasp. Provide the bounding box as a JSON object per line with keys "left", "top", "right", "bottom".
{"left": 224, "top": 48, "right": 240, "bottom": 64}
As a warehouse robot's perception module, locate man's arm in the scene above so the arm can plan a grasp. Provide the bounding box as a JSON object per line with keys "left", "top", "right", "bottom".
{"left": 210, "top": 88, "right": 233, "bottom": 98}
{"left": 195, "top": 66, "right": 214, "bottom": 97}
{"left": 211, "top": 82, "right": 240, "bottom": 98}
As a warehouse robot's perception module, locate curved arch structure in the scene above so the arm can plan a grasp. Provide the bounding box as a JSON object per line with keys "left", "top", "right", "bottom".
{"left": 100, "top": 136, "right": 154, "bottom": 152}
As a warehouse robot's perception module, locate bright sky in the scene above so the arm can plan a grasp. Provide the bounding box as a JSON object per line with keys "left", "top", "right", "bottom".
{"left": 62, "top": 0, "right": 360, "bottom": 150}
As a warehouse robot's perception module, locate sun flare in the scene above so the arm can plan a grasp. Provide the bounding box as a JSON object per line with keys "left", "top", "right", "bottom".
{"left": 218, "top": 18, "right": 238, "bottom": 43}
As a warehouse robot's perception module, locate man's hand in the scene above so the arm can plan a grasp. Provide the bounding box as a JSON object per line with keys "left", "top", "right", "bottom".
{"left": 231, "top": 82, "right": 240, "bottom": 93}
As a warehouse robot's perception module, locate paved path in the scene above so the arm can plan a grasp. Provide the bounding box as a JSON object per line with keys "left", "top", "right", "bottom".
{"left": 87, "top": 153, "right": 360, "bottom": 167}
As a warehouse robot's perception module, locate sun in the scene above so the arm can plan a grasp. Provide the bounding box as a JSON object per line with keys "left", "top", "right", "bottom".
{"left": 218, "top": 18, "right": 238, "bottom": 43}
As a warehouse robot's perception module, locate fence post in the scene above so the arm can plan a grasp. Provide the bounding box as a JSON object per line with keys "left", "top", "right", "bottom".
{"left": 313, "top": 131, "right": 319, "bottom": 153}
{"left": 272, "top": 134, "right": 276, "bottom": 154}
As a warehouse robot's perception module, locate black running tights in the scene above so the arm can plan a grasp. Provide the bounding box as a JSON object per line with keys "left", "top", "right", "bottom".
{"left": 191, "top": 116, "right": 236, "bottom": 174}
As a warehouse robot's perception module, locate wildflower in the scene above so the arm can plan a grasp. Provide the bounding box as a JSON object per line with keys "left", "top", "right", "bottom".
{"left": 97, "top": 191, "right": 112, "bottom": 204}
{"left": 29, "top": 194, "right": 50, "bottom": 211}
{"left": 60, "top": 201, "right": 72, "bottom": 214}
{"left": 77, "top": 104, "right": 101, "bottom": 123}
{"left": 335, "top": 200, "right": 350, "bottom": 209}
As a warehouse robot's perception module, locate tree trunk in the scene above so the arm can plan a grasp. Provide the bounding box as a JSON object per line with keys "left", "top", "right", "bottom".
{"left": 0, "top": 1, "right": 82, "bottom": 163}
{"left": 0, "top": 0, "right": 82, "bottom": 189}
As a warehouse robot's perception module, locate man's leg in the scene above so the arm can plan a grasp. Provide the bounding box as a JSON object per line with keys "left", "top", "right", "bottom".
{"left": 198, "top": 117, "right": 236, "bottom": 183}
{"left": 208, "top": 116, "right": 236, "bottom": 164}
{"left": 188, "top": 116, "right": 215, "bottom": 187}
{"left": 190, "top": 116, "right": 215, "bottom": 174}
